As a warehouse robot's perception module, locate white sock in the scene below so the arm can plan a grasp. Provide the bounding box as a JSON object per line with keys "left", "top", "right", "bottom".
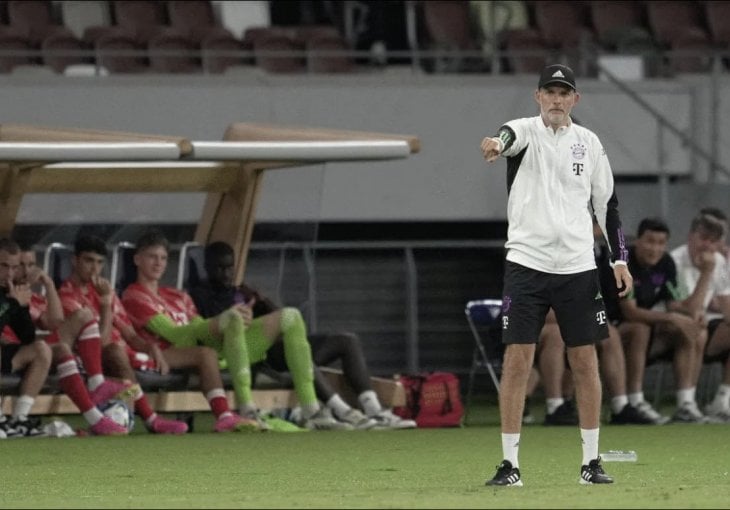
{"left": 301, "top": 403, "right": 320, "bottom": 419}
{"left": 628, "top": 392, "right": 645, "bottom": 406}
{"left": 238, "top": 403, "right": 257, "bottom": 416}
{"left": 326, "top": 394, "right": 352, "bottom": 419}
{"left": 546, "top": 397, "right": 564, "bottom": 415}
{"left": 358, "top": 390, "right": 382, "bottom": 417}
{"left": 145, "top": 413, "right": 159, "bottom": 427}
{"left": 611, "top": 395, "right": 629, "bottom": 414}
{"left": 712, "top": 384, "right": 730, "bottom": 409}
{"left": 581, "top": 428, "right": 599, "bottom": 465}
{"left": 87, "top": 374, "right": 104, "bottom": 391}
{"left": 501, "top": 432, "right": 520, "bottom": 468}
{"left": 13, "top": 395, "right": 34, "bottom": 421}
{"left": 83, "top": 407, "right": 104, "bottom": 426}
{"left": 676, "top": 387, "right": 695, "bottom": 407}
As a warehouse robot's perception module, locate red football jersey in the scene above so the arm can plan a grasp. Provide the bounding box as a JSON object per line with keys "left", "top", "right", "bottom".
{"left": 57, "top": 279, "right": 132, "bottom": 345}
{"left": 122, "top": 282, "right": 200, "bottom": 349}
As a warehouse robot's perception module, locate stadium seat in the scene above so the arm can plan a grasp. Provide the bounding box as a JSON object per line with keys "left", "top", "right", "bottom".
{"left": 200, "top": 34, "right": 246, "bottom": 74}
{"left": 533, "top": 0, "right": 594, "bottom": 71}
{"left": 534, "top": 0, "right": 591, "bottom": 48}
{"left": 167, "top": 0, "right": 236, "bottom": 44}
{"left": 250, "top": 30, "right": 306, "bottom": 73}
{"left": 41, "top": 30, "right": 87, "bottom": 73}
{"left": 112, "top": 0, "right": 169, "bottom": 46}
{"left": 305, "top": 34, "right": 355, "bottom": 73}
{"left": 669, "top": 26, "right": 713, "bottom": 74}
{"left": 464, "top": 299, "right": 504, "bottom": 418}
{"left": 42, "top": 242, "right": 73, "bottom": 289}
{"left": 590, "top": 1, "right": 655, "bottom": 53}
{"left": 294, "top": 24, "right": 342, "bottom": 44}
{"left": 111, "top": 241, "right": 137, "bottom": 296}
{"left": 6, "top": 0, "right": 87, "bottom": 71}
{"left": 645, "top": 1, "right": 713, "bottom": 74}
{"left": 418, "top": 0, "right": 485, "bottom": 73}
{"left": 646, "top": 0, "right": 706, "bottom": 48}
{"left": 502, "top": 28, "right": 548, "bottom": 74}
{"left": 242, "top": 25, "right": 291, "bottom": 47}
{"left": 704, "top": 1, "right": 730, "bottom": 46}
{"left": 92, "top": 29, "right": 148, "bottom": 74}
{"left": 176, "top": 241, "right": 206, "bottom": 291}
{"left": 43, "top": 241, "right": 117, "bottom": 287}
{"left": 0, "top": 29, "right": 35, "bottom": 73}
{"left": 6, "top": 0, "right": 77, "bottom": 46}
{"left": 147, "top": 28, "right": 199, "bottom": 73}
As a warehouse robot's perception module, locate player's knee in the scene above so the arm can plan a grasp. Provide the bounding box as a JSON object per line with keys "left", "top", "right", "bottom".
{"left": 50, "top": 342, "right": 72, "bottom": 361}
{"left": 280, "top": 307, "right": 303, "bottom": 330}
{"left": 72, "top": 307, "right": 95, "bottom": 325}
{"left": 336, "top": 331, "right": 360, "bottom": 352}
{"left": 33, "top": 340, "right": 52, "bottom": 368}
{"left": 103, "top": 342, "right": 126, "bottom": 361}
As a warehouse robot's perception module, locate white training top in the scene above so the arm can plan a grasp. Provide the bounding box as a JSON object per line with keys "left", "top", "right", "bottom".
{"left": 498, "top": 116, "right": 625, "bottom": 274}
{"left": 670, "top": 244, "right": 730, "bottom": 321}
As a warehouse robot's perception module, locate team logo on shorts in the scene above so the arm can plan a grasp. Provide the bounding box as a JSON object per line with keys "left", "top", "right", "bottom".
{"left": 501, "top": 296, "right": 511, "bottom": 314}
{"left": 571, "top": 143, "right": 586, "bottom": 160}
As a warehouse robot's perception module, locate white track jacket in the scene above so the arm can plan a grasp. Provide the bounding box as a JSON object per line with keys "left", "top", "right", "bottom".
{"left": 497, "top": 116, "right": 628, "bottom": 274}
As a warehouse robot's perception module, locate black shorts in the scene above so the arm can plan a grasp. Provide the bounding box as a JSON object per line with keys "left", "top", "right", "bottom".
{"left": 501, "top": 261, "right": 609, "bottom": 347}
{"left": 1, "top": 344, "right": 22, "bottom": 374}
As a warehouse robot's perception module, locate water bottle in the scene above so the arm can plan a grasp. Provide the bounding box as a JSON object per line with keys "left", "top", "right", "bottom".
{"left": 600, "top": 450, "right": 638, "bottom": 462}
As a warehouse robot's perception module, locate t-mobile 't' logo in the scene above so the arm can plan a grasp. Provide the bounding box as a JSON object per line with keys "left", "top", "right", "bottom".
{"left": 596, "top": 311, "right": 606, "bottom": 325}
{"left": 502, "top": 315, "right": 509, "bottom": 330}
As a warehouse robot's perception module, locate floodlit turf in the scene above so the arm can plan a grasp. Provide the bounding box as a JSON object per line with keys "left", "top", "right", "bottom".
{"left": 1, "top": 411, "right": 729, "bottom": 509}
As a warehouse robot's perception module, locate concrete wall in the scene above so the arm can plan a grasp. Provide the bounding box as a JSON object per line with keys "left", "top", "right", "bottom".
{"left": 3, "top": 70, "right": 729, "bottom": 238}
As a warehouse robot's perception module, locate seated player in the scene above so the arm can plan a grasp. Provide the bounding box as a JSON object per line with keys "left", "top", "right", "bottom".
{"left": 189, "top": 240, "right": 417, "bottom": 429}
{"left": 59, "top": 234, "right": 254, "bottom": 433}
{"left": 0, "top": 238, "right": 53, "bottom": 437}
{"left": 10, "top": 240, "right": 144, "bottom": 435}
{"left": 619, "top": 218, "right": 710, "bottom": 423}
{"left": 122, "top": 230, "right": 348, "bottom": 431}
{"left": 671, "top": 210, "right": 730, "bottom": 422}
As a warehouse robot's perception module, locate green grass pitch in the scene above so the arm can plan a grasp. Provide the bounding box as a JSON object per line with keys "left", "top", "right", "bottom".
{"left": 1, "top": 409, "right": 729, "bottom": 509}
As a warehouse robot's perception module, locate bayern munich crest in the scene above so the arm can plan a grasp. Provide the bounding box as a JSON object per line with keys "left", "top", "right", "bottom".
{"left": 571, "top": 143, "right": 586, "bottom": 160}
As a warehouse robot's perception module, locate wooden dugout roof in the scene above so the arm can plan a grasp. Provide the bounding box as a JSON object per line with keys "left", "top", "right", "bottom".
{"left": 0, "top": 123, "right": 420, "bottom": 281}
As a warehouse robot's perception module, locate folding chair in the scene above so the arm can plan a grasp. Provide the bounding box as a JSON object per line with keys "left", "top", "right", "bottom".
{"left": 464, "top": 299, "right": 504, "bottom": 417}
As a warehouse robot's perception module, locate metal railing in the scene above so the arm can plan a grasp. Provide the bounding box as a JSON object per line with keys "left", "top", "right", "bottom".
{"left": 3, "top": 44, "right": 730, "bottom": 77}
{"left": 247, "top": 239, "right": 506, "bottom": 374}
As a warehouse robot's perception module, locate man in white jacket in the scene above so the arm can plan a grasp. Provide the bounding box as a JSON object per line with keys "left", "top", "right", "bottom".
{"left": 671, "top": 211, "right": 730, "bottom": 422}
{"left": 480, "top": 64, "right": 633, "bottom": 486}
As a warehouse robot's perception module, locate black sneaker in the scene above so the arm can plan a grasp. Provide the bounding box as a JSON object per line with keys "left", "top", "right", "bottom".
{"left": 0, "top": 416, "right": 19, "bottom": 437}
{"left": 544, "top": 400, "right": 579, "bottom": 426}
{"left": 7, "top": 418, "right": 46, "bottom": 438}
{"left": 485, "top": 460, "right": 523, "bottom": 487}
{"left": 609, "top": 403, "right": 655, "bottom": 425}
{"left": 580, "top": 457, "right": 614, "bottom": 485}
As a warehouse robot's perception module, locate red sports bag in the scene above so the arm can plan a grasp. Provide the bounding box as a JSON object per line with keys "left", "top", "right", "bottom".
{"left": 394, "top": 372, "right": 464, "bottom": 428}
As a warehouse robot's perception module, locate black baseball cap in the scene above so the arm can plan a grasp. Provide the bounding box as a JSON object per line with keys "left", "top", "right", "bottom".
{"left": 538, "top": 64, "right": 576, "bottom": 90}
